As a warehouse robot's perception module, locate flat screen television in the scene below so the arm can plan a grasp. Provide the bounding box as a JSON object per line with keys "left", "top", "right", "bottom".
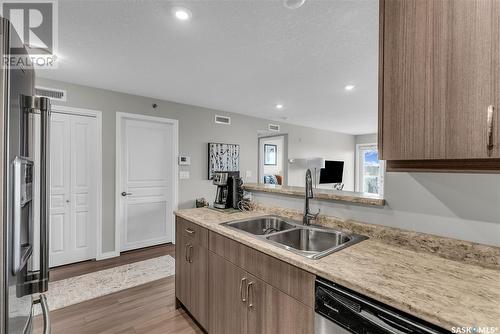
{"left": 319, "top": 160, "right": 344, "bottom": 184}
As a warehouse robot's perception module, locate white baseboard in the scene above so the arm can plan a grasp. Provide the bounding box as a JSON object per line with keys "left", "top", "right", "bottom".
{"left": 96, "top": 250, "right": 120, "bottom": 261}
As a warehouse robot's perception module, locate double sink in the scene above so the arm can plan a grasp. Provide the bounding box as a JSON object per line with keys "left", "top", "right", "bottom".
{"left": 222, "top": 216, "right": 367, "bottom": 260}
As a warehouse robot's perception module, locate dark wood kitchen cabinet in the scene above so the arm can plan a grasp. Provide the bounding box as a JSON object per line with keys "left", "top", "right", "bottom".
{"left": 208, "top": 251, "right": 314, "bottom": 334}
{"left": 379, "top": 0, "right": 500, "bottom": 171}
{"left": 175, "top": 217, "right": 208, "bottom": 330}
{"left": 176, "top": 217, "right": 315, "bottom": 334}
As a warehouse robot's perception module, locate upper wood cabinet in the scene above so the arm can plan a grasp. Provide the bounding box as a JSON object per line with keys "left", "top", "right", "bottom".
{"left": 379, "top": 0, "right": 500, "bottom": 171}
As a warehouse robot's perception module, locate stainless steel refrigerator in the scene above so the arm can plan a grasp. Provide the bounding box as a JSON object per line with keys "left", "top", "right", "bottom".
{"left": 0, "top": 17, "right": 51, "bottom": 334}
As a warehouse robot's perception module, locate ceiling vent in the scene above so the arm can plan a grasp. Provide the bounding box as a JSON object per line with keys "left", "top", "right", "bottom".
{"left": 215, "top": 115, "right": 231, "bottom": 125}
{"left": 35, "top": 86, "right": 67, "bottom": 102}
{"left": 268, "top": 123, "right": 280, "bottom": 132}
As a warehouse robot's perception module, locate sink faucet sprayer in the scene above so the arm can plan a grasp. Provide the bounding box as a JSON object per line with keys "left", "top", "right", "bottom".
{"left": 303, "top": 169, "right": 320, "bottom": 226}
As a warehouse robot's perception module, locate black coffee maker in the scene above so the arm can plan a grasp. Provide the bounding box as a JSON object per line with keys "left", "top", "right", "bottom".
{"left": 213, "top": 171, "right": 241, "bottom": 209}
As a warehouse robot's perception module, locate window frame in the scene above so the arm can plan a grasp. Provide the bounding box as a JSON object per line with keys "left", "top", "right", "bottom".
{"left": 355, "top": 143, "right": 385, "bottom": 196}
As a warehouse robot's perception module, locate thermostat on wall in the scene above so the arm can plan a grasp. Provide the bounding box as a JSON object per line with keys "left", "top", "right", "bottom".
{"left": 178, "top": 155, "right": 191, "bottom": 166}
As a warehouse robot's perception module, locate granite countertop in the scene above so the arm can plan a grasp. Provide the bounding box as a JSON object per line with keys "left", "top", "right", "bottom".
{"left": 242, "top": 183, "right": 386, "bottom": 206}
{"left": 174, "top": 207, "right": 500, "bottom": 330}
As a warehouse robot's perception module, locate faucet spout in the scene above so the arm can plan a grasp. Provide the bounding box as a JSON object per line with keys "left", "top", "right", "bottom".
{"left": 303, "top": 169, "right": 320, "bottom": 226}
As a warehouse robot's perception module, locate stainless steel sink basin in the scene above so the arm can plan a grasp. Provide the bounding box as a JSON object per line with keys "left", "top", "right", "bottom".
{"left": 266, "top": 228, "right": 350, "bottom": 253}
{"left": 266, "top": 227, "right": 366, "bottom": 259}
{"left": 222, "top": 215, "right": 367, "bottom": 260}
{"left": 223, "top": 216, "right": 295, "bottom": 235}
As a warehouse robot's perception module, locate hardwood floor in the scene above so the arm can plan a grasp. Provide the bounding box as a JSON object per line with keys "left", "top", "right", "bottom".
{"left": 34, "top": 244, "right": 203, "bottom": 334}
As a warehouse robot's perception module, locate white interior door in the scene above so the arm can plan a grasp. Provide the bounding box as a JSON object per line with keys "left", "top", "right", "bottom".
{"left": 49, "top": 113, "right": 97, "bottom": 267}
{"left": 119, "top": 117, "right": 173, "bottom": 251}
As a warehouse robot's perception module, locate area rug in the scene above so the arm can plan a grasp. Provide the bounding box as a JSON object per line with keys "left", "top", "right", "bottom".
{"left": 34, "top": 255, "right": 175, "bottom": 315}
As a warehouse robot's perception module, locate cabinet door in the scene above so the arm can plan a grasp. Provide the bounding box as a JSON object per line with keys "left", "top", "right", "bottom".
{"left": 209, "top": 252, "right": 247, "bottom": 334}
{"left": 175, "top": 233, "right": 190, "bottom": 308}
{"left": 247, "top": 275, "right": 314, "bottom": 334}
{"left": 189, "top": 243, "right": 208, "bottom": 330}
{"left": 493, "top": 0, "right": 500, "bottom": 158}
{"left": 444, "top": 0, "right": 495, "bottom": 159}
{"left": 381, "top": 0, "right": 495, "bottom": 160}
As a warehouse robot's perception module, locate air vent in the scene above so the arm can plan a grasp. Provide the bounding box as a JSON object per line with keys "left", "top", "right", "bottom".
{"left": 215, "top": 115, "right": 231, "bottom": 125}
{"left": 35, "top": 86, "right": 67, "bottom": 102}
{"left": 268, "top": 123, "right": 280, "bottom": 132}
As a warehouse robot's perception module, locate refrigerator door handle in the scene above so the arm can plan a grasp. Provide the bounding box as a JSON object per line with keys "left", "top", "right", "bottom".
{"left": 34, "top": 294, "right": 51, "bottom": 334}
{"left": 38, "top": 97, "right": 51, "bottom": 293}
{"left": 21, "top": 95, "right": 51, "bottom": 294}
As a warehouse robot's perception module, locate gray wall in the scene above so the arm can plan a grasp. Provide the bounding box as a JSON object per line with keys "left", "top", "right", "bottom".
{"left": 37, "top": 77, "right": 356, "bottom": 252}
{"left": 38, "top": 78, "right": 500, "bottom": 249}
{"left": 253, "top": 170, "right": 500, "bottom": 247}
{"left": 355, "top": 133, "right": 377, "bottom": 144}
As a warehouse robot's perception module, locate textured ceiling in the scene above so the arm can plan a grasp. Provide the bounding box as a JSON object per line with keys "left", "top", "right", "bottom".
{"left": 38, "top": 0, "right": 379, "bottom": 135}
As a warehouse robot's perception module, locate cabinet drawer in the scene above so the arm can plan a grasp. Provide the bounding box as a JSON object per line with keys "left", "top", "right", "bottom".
{"left": 209, "top": 231, "right": 315, "bottom": 308}
{"left": 176, "top": 216, "right": 208, "bottom": 247}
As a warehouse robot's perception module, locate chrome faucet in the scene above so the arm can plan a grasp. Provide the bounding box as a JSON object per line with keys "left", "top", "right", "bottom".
{"left": 303, "top": 169, "right": 320, "bottom": 226}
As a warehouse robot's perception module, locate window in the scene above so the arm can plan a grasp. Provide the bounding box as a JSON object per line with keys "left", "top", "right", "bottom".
{"left": 356, "top": 144, "right": 384, "bottom": 196}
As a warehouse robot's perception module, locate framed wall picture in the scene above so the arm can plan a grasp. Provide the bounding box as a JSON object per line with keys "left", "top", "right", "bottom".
{"left": 208, "top": 142, "right": 240, "bottom": 179}
{"left": 264, "top": 144, "right": 277, "bottom": 165}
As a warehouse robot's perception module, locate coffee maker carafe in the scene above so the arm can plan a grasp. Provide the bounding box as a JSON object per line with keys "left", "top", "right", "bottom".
{"left": 213, "top": 171, "right": 240, "bottom": 209}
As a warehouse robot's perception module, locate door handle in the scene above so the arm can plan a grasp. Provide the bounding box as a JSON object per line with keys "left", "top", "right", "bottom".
{"left": 121, "top": 192, "right": 132, "bottom": 197}
{"left": 239, "top": 278, "right": 247, "bottom": 302}
{"left": 246, "top": 281, "right": 254, "bottom": 309}
{"left": 487, "top": 105, "right": 495, "bottom": 156}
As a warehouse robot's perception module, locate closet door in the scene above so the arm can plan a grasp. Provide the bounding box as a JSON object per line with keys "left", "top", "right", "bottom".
{"left": 49, "top": 113, "right": 96, "bottom": 267}
{"left": 68, "top": 115, "right": 97, "bottom": 265}
{"left": 49, "top": 113, "right": 72, "bottom": 267}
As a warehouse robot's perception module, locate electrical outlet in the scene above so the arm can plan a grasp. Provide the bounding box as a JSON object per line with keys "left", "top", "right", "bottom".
{"left": 179, "top": 171, "right": 190, "bottom": 179}
{"left": 245, "top": 170, "right": 252, "bottom": 178}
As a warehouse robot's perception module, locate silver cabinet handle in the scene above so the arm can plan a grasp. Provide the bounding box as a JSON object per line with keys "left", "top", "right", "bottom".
{"left": 487, "top": 105, "right": 495, "bottom": 156}
{"left": 247, "top": 282, "right": 254, "bottom": 309}
{"left": 121, "top": 192, "right": 132, "bottom": 196}
{"left": 188, "top": 245, "right": 193, "bottom": 263}
{"left": 239, "top": 278, "right": 247, "bottom": 302}
{"left": 184, "top": 244, "right": 190, "bottom": 262}
{"left": 185, "top": 228, "right": 195, "bottom": 235}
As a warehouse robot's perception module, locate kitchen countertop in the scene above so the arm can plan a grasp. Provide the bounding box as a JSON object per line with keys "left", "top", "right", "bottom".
{"left": 242, "top": 183, "right": 386, "bottom": 206}
{"left": 175, "top": 207, "right": 500, "bottom": 330}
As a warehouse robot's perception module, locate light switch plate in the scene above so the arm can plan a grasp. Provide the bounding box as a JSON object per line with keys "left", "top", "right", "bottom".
{"left": 179, "top": 171, "right": 190, "bottom": 179}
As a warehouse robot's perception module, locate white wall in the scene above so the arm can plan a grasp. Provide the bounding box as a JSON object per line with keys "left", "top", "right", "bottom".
{"left": 287, "top": 129, "right": 356, "bottom": 191}
{"left": 260, "top": 136, "right": 284, "bottom": 179}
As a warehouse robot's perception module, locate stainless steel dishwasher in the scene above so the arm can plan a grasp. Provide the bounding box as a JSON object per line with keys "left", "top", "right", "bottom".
{"left": 315, "top": 278, "right": 448, "bottom": 334}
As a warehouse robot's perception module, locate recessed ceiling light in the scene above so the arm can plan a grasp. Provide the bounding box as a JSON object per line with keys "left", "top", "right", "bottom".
{"left": 284, "top": 0, "right": 306, "bottom": 9}
{"left": 344, "top": 84, "right": 356, "bottom": 91}
{"left": 275, "top": 104, "right": 284, "bottom": 109}
{"left": 172, "top": 7, "right": 192, "bottom": 21}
